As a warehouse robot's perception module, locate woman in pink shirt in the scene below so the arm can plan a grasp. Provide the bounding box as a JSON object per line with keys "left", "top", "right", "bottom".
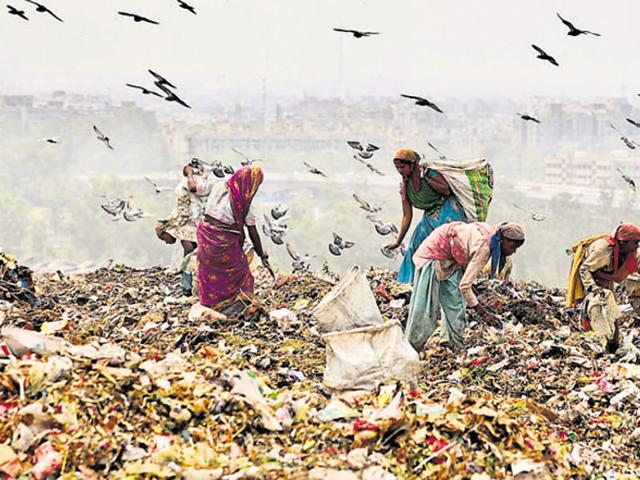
{"left": 405, "top": 221, "right": 525, "bottom": 351}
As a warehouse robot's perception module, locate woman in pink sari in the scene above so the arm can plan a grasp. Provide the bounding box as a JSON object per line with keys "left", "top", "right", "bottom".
{"left": 197, "top": 165, "right": 271, "bottom": 312}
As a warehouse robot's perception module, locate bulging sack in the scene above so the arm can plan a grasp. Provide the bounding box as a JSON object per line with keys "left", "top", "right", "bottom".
{"left": 312, "top": 266, "right": 383, "bottom": 334}
{"left": 322, "top": 320, "right": 420, "bottom": 391}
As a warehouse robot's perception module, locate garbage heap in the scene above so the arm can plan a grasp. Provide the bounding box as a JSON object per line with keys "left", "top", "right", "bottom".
{"left": 0, "top": 265, "right": 639, "bottom": 479}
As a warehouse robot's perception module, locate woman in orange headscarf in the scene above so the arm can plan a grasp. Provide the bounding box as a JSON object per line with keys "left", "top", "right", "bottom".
{"left": 386, "top": 149, "right": 468, "bottom": 283}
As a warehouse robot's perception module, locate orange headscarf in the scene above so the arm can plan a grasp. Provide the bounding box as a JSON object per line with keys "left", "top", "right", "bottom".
{"left": 394, "top": 149, "right": 421, "bottom": 199}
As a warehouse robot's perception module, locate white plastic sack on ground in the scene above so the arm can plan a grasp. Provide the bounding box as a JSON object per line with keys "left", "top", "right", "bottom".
{"left": 188, "top": 303, "right": 227, "bottom": 322}
{"left": 313, "top": 266, "right": 383, "bottom": 333}
{"left": 322, "top": 320, "right": 420, "bottom": 391}
{"left": 587, "top": 290, "right": 620, "bottom": 340}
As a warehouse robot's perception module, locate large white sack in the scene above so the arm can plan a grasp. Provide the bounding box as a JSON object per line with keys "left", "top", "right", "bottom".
{"left": 312, "top": 266, "right": 383, "bottom": 334}
{"left": 322, "top": 320, "right": 420, "bottom": 391}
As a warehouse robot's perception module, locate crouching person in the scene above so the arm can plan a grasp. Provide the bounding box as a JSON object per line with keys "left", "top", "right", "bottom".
{"left": 405, "top": 221, "right": 525, "bottom": 351}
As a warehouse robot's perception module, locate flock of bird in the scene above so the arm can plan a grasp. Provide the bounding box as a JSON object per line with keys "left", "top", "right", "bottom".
{"left": 6, "top": 3, "right": 640, "bottom": 269}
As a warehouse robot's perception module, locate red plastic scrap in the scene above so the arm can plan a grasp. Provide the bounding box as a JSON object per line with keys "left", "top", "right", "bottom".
{"left": 353, "top": 419, "right": 379, "bottom": 433}
{"left": 469, "top": 355, "right": 492, "bottom": 367}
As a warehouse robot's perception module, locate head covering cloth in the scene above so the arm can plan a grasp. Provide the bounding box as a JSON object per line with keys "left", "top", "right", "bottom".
{"left": 489, "top": 222, "right": 525, "bottom": 279}
{"left": 226, "top": 165, "right": 264, "bottom": 231}
{"left": 394, "top": 149, "right": 422, "bottom": 200}
{"left": 608, "top": 223, "right": 640, "bottom": 274}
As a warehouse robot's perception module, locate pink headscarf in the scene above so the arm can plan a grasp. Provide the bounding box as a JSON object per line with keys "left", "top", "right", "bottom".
{"left": 609, "top": 223, "right": 640, "bottom": 274}
{"left": 226, "top": 165, "right": 264, "bottom": 230}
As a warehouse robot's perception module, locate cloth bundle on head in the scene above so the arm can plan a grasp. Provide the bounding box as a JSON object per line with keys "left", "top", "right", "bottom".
{"left": 608, "top": 223, "right": 640, "bottom": 275}
{"left": 489, "top": 222, "right": 525, "bottom": 279}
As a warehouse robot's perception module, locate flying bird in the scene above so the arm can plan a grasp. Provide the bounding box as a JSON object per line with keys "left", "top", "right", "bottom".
{"left": 43, "top": 137, "right": 60, "bottom": 144}
{"left": 609, "top": 122, "right": 638, "bottom": 150}
{"left": 7, "top": 5, "right": 28, "bottom": 20}
{"left": 354, "top": 156, "right": 385, "bottom": 176}
{"left": 286, "top": 243, "right": 312, "bottom": 273}
{"left": 517, "top": 113, "right": 541, "bottom": 124}
{"left": 556, "top": 13, "right": 600, "bottom": 37}
{"left": 262, "top": 214, "right": 287, "bottom": 245}
{"left": 144, "top": 177, "right": 173, "bottom": 195}
{"left": 122, "top": 199, "right": 151, "bottom": 222}
{"left": 271, "top": 203, "right": 289, "bottom": 220}
{"left": 366, "top": 215, "right": 399, "bottom": 236}
{"left": 381, "top": 243, "right": 406, "bottom": 260}
{"left": 353, "top": 193, "right": 382, "bottom": 214}
{"left": 333, "top": 28, "right": 379, "bottom": 38}
{"left": 347, "top": 141, "right": 379, "bottom": 159}
{"left": 24, "top": 0, "right": 62, "bottom": 21}
{"left": 617, "top": 168, "right": 636, "bottom": 192}
{"left": 93, "top": 125, "right": 114, "bottom": 150}
{"left": 156, "top": 83, "right": 191, "bottom": 109}
{"left": 304, "top": 162, "right": 327, "bottom": 177}
{"left": 148, "top": 70, "right": 177, "bottom": 90}
{"left": 532, "top": 45, "right": 559, "bottom": 66}
{"left": 231, "top": 148, "right": 262, "bottom": 166}
{"left": 329, "top": 233, "right": 355, "bottom": 256}
{"left": 99, "top": 196, "right": 127, "bottom": 218}
{"left": 427, "top": 142, "right": 447, "bottom": 160}
{"left": 400, "top": 94, "right": 443, "bottom": 113}
{"left": 626, "top": 118, "right": 640, "bottom": 128}
{"left": 177, "top": 0, "right": 196, "bottom": 14}
{"left": 512, "top": 203, "right": 546, "bottom": 222}
{"left": 118, "top": 11, "right": 159, "bottom": 25}
{"left": 126, "top": 83, "right": 162, "bottom": 97}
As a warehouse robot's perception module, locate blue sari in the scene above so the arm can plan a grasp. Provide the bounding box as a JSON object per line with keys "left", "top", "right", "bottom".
{"left": 397, "top": 194, "right": 467, "bottom": 284}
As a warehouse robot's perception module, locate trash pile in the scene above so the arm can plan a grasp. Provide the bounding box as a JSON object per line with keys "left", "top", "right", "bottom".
{"left": 0, "top": 252, "right": 37, "bottom": 307}
{"left": 1, "top": 265, "right": 640, "bottom": 478}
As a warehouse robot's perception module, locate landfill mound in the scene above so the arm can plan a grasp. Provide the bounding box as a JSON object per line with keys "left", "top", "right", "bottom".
{"left": 1, "top": 265, "right": 639, "bottom": 479}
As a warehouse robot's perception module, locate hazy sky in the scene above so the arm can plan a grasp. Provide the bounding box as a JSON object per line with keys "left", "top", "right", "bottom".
{"left": 1, "top": 0, "right": 639, "bottom": 101}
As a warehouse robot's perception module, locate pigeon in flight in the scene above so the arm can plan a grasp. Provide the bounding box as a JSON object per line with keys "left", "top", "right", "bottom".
{"left": 118, "top": 11, "right": 159, "bottom": 25}
{"left": 617, "top": 168, "right": 636, "bottom": 192}
{"left": 354, "top": 156, "right": 385, "bottom": 176}
{"left": 304, "top": 162, "right": 327, "bottom": 177}
{"left": 100, "top": 196, "right": 127, "bottom": 218}
{"left": 366, "top": 215, "right": 399, "bottom": 236}
{"left": 262, "top": 214, "right": 287, "bottom": 245}
{"left": 122, "top": 199, "right": 151, "bottom": 222}
{"left": 512, "top": 203, "right": 546, "bottom": 222}
{"left": 517, "top": 113, "right": 541, "bottom": 124}
{"left": 347, "top": 141, "right": 379, "bottom": 160}
{"left": 43, "top": 137, "right": 60, "bottom": 144}
{"left": 333, "top": 28, "right": 379, "bottom": 38}
{"left": 231, "top": 148, "right": 263, "bottom": 166}
{"left": 427, "top": 142, "right": 447, "bottom": 160}
{"left": 148, "top": 70, "right": 177, "bottom": 90}
{"left": 329, "top": 233, "right": 355, "bottom": 256}
{"left": 24, "top": 0, "right": 62, "bottom": 22}
{"left": 609, "top": 122, "right": 638, "bottom": 150}
{"left": 271, "top": 203, "right": 289, "bottom": 220}
{"left": 400, "top": 94, "right": 443, "bottom": 113}
{"left": 556, "top": 13, "right": 600, "bottom": 37}
{"left": 7, "top": 5, "right": 28, "bottom": 20}
{"left": 532, "top": 45, "right": 559, "bottom": 66}
{"left": 144, "top": 177, "right": 173, "bottom": 195}
{"left": 156, "top": 83, "right": 191, "bottom": 109}
{"left": 626, "top": 118, "right": 640, "bottom": 128}
{"left": 286, "top": 243, "right": 312, "bottom": 273}
{"left": 93, "top": 125, "right": 114, "bottom": 150}
{"left": 126, "top": 83, "right": 162, "bottom": 97}
{"left": 353, "top": 193, "right": 382, "bottom": 214}
{"left": 177, "top": 0, "right": 196, "bottom": 14}
{"left": 381, "top": 243, "right": 406, "bottom": 260}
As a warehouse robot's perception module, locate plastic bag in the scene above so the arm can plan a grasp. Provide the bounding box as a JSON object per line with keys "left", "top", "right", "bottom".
{"left": 322, "top": 320, "right": 420, "bottom": 391}
{"left": 313, "top": 266, "right": 383, "bottom": 334}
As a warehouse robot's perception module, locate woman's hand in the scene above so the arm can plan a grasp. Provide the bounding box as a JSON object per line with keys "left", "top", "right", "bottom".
{"left": 385, "top": 241, "right": 400, "bottom": 251}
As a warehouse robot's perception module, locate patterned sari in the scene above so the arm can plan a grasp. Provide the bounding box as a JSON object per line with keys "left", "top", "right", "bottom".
{"left": 197, "top": 165, "right": 263, "bottom": 311}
